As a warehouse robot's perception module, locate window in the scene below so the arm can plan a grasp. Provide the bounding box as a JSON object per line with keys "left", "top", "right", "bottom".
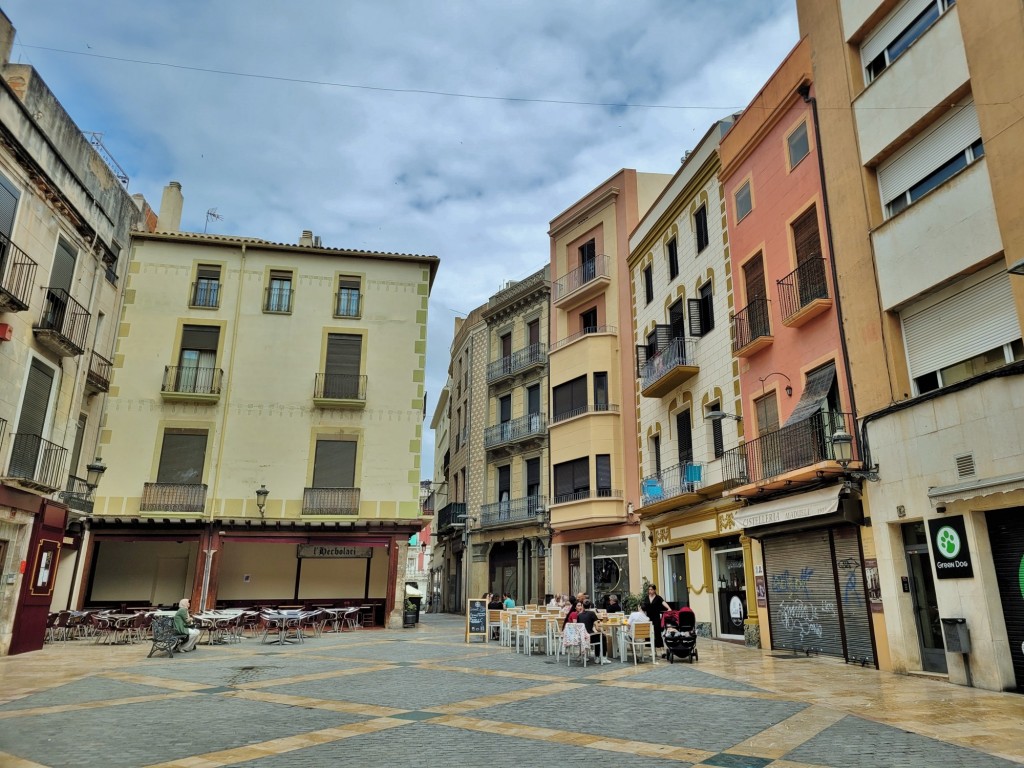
{"left": 694, "top": 206, "right": 709, "bottom": 253}
{"left": 735, "top": 181, "right": 752, "bottom": 221}
{"left": 689, "top": 281, "right": 715, "bottom": 336}
{"left": 863, "top": 0, "right": 955, "bottom": 83}
{"left": 42, "top": 237, "right": 76, "bottom": 333}
{"left": 650, "top": 434, "right": 661, "bottom": 476}
{"left": 708, "top": 403, "right": 724, "bottom": 458}
{"left": 788, "top": 122, "right": 810, "bottom": 168}
{"left": 668, "top": 299, "right": 685, "bottom": 339}
{"left": 754, "top": 393, "right": 780, "bottom": 437}
{"left": 191, "top": 264, "right": 221, "bottom": 308}
{"left": 497, "top": 465, "right": 511, "bottom": 516}
{"left": 593, "top": 372, "right": 608, "bottom": 410}
{"left": 527, "top": 318, "right": 540, "bottom": 346}
{"left": 580, "top": 307, "right": 598, "bottom": 333}
{"left": 266, "top": 270, "right": 293, "bottom": 313}
{"left": 552, "top": 375, "right": 587, "bottom": 421}
{"left": 676, "top": 410, "right": 693, "bottom": 464}
{"left": 667, "top": 237, "right": 679, "bottom": 279}
{"left": 499, "top": 394, "right": 511, "bottom": 424}
{"left": 526, "top": 457, "right": 541, "bottom": 499}
{"left": 579, "top": 239, "right": 596, "bottom": 281}
{"left": 176, "top": 325, "right": 219, "bottom": 393}
{"left": 8, "top": 359, "right": 55, "bottom": 480}
{"left": 595, "top": 455, "right": 612, "bottom": 496}
{"left": 554, "top": 457, "right": 589, "bottom": 503}
{"left": 105, "top": 242, "right": 121, "bottom": 285}
{"left": 324, "top": 333, "right": 362, "bottom": 398}
{"left": 643, "top": 265, "right": 653, "bottom": 304}
{"left": 157, "top": 429, "right": 208, "bottom": 484}
{"left": 888, "top": 140, "right": 983, "bottom": 217}
{"left": 527, "top": 384, "right": 540, "bottom": 416}
{"left": 312, "top": 438, "right": 356, "bottom": 487}
{"left": 336, "top": 276, "right": 361, "bottom": 317}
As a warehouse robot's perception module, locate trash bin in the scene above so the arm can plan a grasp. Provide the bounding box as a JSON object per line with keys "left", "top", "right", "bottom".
{"left": 940, "top": 617, "right": 970, "bottom": 653}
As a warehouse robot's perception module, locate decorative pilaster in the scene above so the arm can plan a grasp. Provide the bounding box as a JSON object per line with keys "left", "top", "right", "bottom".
{"left": 387, "top": 541, "right": 410, "bottom": 629}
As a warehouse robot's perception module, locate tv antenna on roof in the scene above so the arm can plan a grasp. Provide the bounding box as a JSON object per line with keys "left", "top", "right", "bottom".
{"left": 204, "top": 208, "right": 223, "bottom": 233}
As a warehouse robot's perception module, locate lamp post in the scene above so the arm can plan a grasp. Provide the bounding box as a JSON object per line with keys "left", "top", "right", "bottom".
{"left": 705, "top": 410, "right": 742, "bottom": 422}
{"left": 85, "top": 457, "right": 107, "bottom": 490}
{"left": 831, "top": 428, "right": 880, "bottom": 482}
{"left": 256, "top": 484, "right": 269, "bottom": 518}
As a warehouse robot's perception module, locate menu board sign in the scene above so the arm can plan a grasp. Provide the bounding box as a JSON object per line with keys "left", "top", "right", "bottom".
{"left": 466, "top": 599, "right": 487, "bottom": 643}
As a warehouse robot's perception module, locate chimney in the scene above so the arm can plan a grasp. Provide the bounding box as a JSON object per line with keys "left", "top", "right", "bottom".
{"left": 157, "top": 181, "right": 183, "bottom": 232}
{"left": 299, "top": 230, "right": 314, "bottom": 247}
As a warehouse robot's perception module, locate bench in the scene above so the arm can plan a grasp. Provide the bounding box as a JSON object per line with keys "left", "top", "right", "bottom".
{"left": 148, "top": 616, "right": 184, "bottom": 658}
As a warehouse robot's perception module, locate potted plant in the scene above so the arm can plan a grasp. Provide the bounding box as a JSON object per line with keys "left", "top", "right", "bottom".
{"left": 402, "top": 598, "right": 417, "bottom": 628}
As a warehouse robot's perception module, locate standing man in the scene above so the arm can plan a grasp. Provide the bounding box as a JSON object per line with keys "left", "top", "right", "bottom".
{"left": 174, "top": 598, "right": 201, "bottom": 652}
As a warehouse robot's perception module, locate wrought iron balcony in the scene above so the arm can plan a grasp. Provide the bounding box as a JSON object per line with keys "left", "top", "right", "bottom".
{"left": 335, "top": 290, "right": 361, "bottom": 318}
{"left": 552, "top": 254, "right": 611, "bottom": 306}
{"left": 264, "top": 285, "right": 294, "bottom": 313}
{"left": 6, "top": 433, "right": 68, "bottom": 492}
{"left": 436, "top": 501, "right": 467, "bottom": 533}
{"left": 161, "top": 366, "right": 223, "bottom": 402}
{"left": 722, "top": 411, "right": 855, "bottom": 488}
{"left": 550, "top": 402, "right": 619, "bottom": 425}
{"left": 33, "top": 288, "right": 90, "bottom": 356}
{"left": 313, "top": 373, "right": 367, "bottom": 407}
{"left": 486, "top": 343, "right": 547, "bottom": 384}
{"left": 551, "top": 325, "right": 617, "bottom": 353}
{"left": 552, "top": 488, "right": 622, "bottom": 505}
{"left": 302, "top": 487, "right": 361, "bottom": 515}
{"left": 484, "top": 413, "right": 546, "bottom": 450}
{"left": 640, "top": 462, "right": 705, "bottom": 506}
{"left": 140, "top": 483, "right": 208, "bottom": 513}
{"left": 778, "top": 257, "right": 831, "bottom": 327}
{"left": 731, "top": 296, "right": 772, "bottom": 357}
{"left": 189, "top": 281, "right": 221, "bottom": 308}
{"left": 639, "top": 337, "right": 698, "bottom": 397}
{"left": 86, "top": 351, "right": 113, "bottom": 394}
{"left": 479, "top": 496, "right": 547, "bottom": 528}
{"left": 0, "top": 234, "right": 38, "bottom": 312}
{"left": 62, "top": 475, "right": 94, "bottom": 514}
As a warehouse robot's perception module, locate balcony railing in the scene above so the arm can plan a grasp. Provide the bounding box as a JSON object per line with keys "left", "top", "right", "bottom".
{"left": 486, "top": 343, "right": 547, "bottom": 383}
{"left": 86, "top": 351, "right": 113, "bottom": 394}
{"left": 0, "top": 234, "right": 38, "bottom": 312}
{"left": 140, "top": 483, "right": 208, "bottom": 513}
{"left": 264, "top": 285, "right": 294, "bottom": 313}
{"left": 161, "top": 366, "right": 223, "bottom": 397}
{"left": 34, "top": 288, "right": 90, "bottom": 356}
{"left": 335, "top": 290, "right": 361, "bottom": 318}
{"left": 479, "top": 496, "right": 547, "bottom": 528}
{"left": 551, "top": 325, "right": 617, "bottom": 353}
{"left": 778, "top": 257, "right": 830, "bottom": 325}
{"left": 550, "top": 402, "right": 619, "bottom": 425}
{"left": 552, "top": 254, "right": 610, "bottom": 303}
{"left": 722, "top": 411, "right": 855, "bottom": 486}
{"left": 731, "top": 296, "right": 772, "bottom": 355}
{"left": 189, "top": 281, "right": 221, "bottom": 308}
{"left": 552, "top": 488, "right": 622, "bottom": 505}
{"left": 639, "top": 337, "right": 698, "bottom": 396}
{"left": 314, "top": 373, "right": 367, "bottom": 402}
{"left": 436, "top": 501, "right": 467, "bottom": 532}
{"left": 640, "top": 462, "right": 705, "bottom": 506}
{"left": 62, "top": 475, "right": 94, "bottom": 514}
{"left": 484, "top": 413, "right": 546, "bottom": 449}
{"left": 302, "top": 487, "right": 361, "bottom": 515}
{"left": 6, "top": 433, "right": 67, "bottom": 491}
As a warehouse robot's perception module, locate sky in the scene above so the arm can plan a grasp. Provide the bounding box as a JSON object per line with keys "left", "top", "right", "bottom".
{"left": 3, "top": 0, "right": 800, "bottom": 478}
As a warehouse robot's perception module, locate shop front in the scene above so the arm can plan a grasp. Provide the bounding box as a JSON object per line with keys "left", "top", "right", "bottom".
{"left": 551, "top": 523, "right": 642, "bottom": 607}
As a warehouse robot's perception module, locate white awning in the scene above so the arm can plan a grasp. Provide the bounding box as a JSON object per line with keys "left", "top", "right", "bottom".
{"left": 928, "top": 471, "right": 1024, "bottom": 506}
{"left": 405, "top": 584, "right": 424, "bottom": 597}
{"left": 734, "top": 485, "right": 843, "bottom": 530}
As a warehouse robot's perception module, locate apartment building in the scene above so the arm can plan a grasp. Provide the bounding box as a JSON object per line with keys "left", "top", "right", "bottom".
{"left": 475, "top": 267, "right": 550, "bottom": 604}
{"left": 423, "top": 384, "right": 449, "bottom": 606}
{"left": 798, "top": 0, "right": 1024, "bottom": 691}
{"left": 547, "top": 168, "right": 671, "bottom": 603}
{"left": 628, "top": 119, "right": 752, "bottom": 643}
{"left": 0, "top": 13, "right": 139, "bottom": 654}
{"left": 82, "top": 183, "right": 438, "bottom": 629}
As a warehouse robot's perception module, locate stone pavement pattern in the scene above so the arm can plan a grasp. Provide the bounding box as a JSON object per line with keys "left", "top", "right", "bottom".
{"left": 0, "top": 614, "right": 1021, "bottom": 767}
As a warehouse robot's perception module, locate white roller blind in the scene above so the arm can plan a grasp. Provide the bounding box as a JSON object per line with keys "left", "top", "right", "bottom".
{"left": 861, "top": 0, "right": 935, "bottom": 68}
{"left": 877, "top": 100, "right": 979, "bottom": 204}
{"left": 902, "top": 273, "right": 1021, "bottom": 378}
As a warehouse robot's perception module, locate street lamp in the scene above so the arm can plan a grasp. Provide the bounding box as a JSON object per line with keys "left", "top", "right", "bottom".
{"left": 85, "top": 457, "right": 107, "bottom": 490}
{"left": 255, "top": 484, "right": 269, "bottom": 518}
{"left": 831, "top": 428, "right": 880, "bottom": 482}
{"left": 705, "top": 410, "right": 742, "bottom": 422}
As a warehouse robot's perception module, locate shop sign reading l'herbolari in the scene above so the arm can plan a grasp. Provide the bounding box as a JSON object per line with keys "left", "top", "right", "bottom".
{"left": 927, "top": 515, "right": 974, "bottom": 579}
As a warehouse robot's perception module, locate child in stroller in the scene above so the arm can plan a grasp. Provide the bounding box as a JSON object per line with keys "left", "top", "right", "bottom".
{"left": 661, "top": 607, "right": 698, "bottom": 663}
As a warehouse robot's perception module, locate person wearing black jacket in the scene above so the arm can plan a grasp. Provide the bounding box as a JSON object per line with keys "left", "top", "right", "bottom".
{"left": 640, "top": 584, "right": 671, "bottom": 649}
{"left": 575, "top": 600, "right": 609, "bottom": 664}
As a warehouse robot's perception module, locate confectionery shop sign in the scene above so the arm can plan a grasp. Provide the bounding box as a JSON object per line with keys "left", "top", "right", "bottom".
{"left": 927, "top": 515, "right": 974, "bottom": 579}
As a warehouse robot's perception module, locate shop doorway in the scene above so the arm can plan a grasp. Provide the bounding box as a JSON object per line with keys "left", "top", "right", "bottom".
{"left": 902, "top": 522, "right": 947, "bottom": 674}
{"left": 712, "top": 538, "right": 745, "bottom": 639}
{"left": 662, "top": 546, "right": 689, "bottom": 607}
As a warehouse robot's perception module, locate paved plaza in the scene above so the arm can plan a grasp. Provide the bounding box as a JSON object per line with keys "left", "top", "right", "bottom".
{"left": 0, "top": 613, "right": 1021, "bottom": 767}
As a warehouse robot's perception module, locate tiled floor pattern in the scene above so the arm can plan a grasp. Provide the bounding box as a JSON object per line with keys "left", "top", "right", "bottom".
{"left": 0, "top": 615, "right": 1021, "bottom": 767}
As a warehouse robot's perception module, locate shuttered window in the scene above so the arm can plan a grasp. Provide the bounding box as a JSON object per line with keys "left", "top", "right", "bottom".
{"left": 0, "top": 172, "right": 19, "bottom": 242}
{"left": 266, "top": 270, "right": 293, "bottom": 312}
{"left": 499, "top": 395, "right": 511, "bottom": 423}
{"left": 527, "top": 319, "right": 540, "bottom": 345}
{"left": 676, "top": 410, "right": 693, "bottom": 464}
{"left": 596, "top": 455, "right": 612, "bottom": 495}
{"left": 324, "top": 333, "right": 362, "bottom": 398}
{"left": 526, "top": 457, "right": 540, "bottom": 498}
{"left": 689, "top": 282, "right": 714, "bottom": 337}
{"left": 667, "top": 237, "right": 679, "bottom": 279}
{"left": 554, "top": 457, "right": 589, "bottom": 502}
{"left": 312, "top": 439, "right": 356, "bottom": 487}
{"left": 694, "top": 206, "right": 709, "bottom": 253}
{"left": 181, "top": 325, "right": 219, "bottom": 352}
{"left": 861, "top": 0, "right": 952, "bottom": 81}
{"left": 710, "top": 402, "right": 724, "bottom": 458}
{"left": 51, "top": 237, "right": 76, "bottom": 293}
{"left": 527, "top": 384, "right": 540, "bottom": 415}
{"left": 643, "top": 265, "right": 653, "bottom": 304}
{"left": 156, "top": 429, "right": 207, "bottom": 483}
{"left": 668, "top": 299, "right": 685, "bottom": 339}
{"left": 793, "top": 207, "right": 820, "bottom": 263}
{"left": 552, "top": 375, "right": 587, "bottom": 420}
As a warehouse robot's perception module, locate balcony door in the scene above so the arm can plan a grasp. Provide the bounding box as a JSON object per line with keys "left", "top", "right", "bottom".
{"left": 497, "top": 465, "right": 511, "bottom": 520}
{"left": 9, "top": 359, "right": 55, "bottom": 479}
{"left": 324, "top": 333, "right": 361, "bottom": 398}
{"left": 178, "top": 325, "right": 219, "bottom": 393}
{"left": 526, "top": 457, "right": 540, "bottom": 510}
{"left": 0, "top": 172, "right": 19, "bottom": 274}
{"left": 755, "top": 393, "right": 781, "bottom": 480}
{"left": 743, "top": 253, "right": 769, "bottom": 339}
{"left": 579, "top": 239, "right": 596, "bottom": 282}
{"left": 313, "top": 439, "right": 357, "bottom": 488}
{"left": 44, "top": 238, "right": 76, "bottom": 332}
{"left": 157, "top": 429, "right": 208, "bottom": 484}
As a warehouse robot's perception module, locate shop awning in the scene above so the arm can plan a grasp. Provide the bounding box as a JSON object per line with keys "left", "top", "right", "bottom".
{"left": 784, "top": 364, "right": 835, "bottom": 426}
{"left": 405, "top": 584, "right": 424, "bottom": 597}
{"left": 928, "top": 471, "right": 1024, "bottom": 506}
{"left": 734, "top": 485, "right": 845, "bottom": 530}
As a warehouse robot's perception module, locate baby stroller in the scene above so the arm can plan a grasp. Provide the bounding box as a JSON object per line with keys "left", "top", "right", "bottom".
{"left": 661, "top": 608, "right": 698, "bottom": 663}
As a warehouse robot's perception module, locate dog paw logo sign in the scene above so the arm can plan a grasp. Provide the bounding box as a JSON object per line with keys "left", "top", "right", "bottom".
{"left": 936, "top": 526, "right": 961, "bottom": 559}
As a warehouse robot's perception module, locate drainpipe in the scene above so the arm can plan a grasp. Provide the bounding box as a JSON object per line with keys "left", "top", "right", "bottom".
{"left": 798, "top": 84, "right": 866, "bottom": 467}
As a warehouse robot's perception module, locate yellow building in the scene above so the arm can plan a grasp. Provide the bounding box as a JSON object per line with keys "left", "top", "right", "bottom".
{"left": 798, "top": 0, "right": 1024, "bottom": 691}
{"left": 546, "top": 169, "right": 671, "bottom": 602}
{"left": 83, "top": 182, "right": 438, "bottom": 628}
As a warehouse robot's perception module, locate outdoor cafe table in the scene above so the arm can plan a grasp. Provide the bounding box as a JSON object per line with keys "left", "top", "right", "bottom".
{"left": 260, "top": 610, "right": 302, "bottom": 645}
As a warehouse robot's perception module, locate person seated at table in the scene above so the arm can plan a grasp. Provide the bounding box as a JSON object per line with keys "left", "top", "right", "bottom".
{"left": 546, "top": 594, "right": 560, "bottom": 609}
{"left": 604, "top": 594, "right": 623, "bottom": 613}
{"left": 502, "top": 592, "right": 516, "bottom": 610}
{"left": 562, "top": 600, "right": 583, "bottom": 629}
{"left": 174, "top": 598, "right": 201, "bottom": 652}
{"left": 575, "top": 600, "right": 610, "bottom": 664}
{"left": 626, "top": 607, "right": 649, "bottom": 632}
{"left": 487, "top": 593, "right": 504, "bottom": 610}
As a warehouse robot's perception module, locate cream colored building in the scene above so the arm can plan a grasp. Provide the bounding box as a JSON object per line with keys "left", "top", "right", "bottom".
{"left": 82, "top": 183, "right": 437, "bottom": 628}
{"left": 798, "top": 0, "right": 1024, "bottom": 692}
{"left": 547, "top": 168, "right": 671, "bottom": 603}
{"left": 628, "top": 121, "right": 749, "bottom": 642}
{"left": 0, "top": 10, "right": 139, "bottom": 655}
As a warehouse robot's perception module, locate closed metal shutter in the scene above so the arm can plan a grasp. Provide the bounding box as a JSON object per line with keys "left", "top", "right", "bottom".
{"left": 312, "top": 439, "right": 356, "bottom": 488}
{"left": 860, "top": 0, "right": 935, "bottom": 68}
{"left": 764, "top": 530, "right": 844, "bottom": 657}
{"left": 10, "top": 360, "right": 56, "bottom": 477}
{"left": 0, "top": 172, "right": 19, "bottom": 239}
{"left": 986, "top": 508, "right": 1024, "bottom": 693}
{"left": 50, "top": 237, "right": 77, "bottom": 293}
{"left": 832, "top": 525, "right": 875, "bottom": 665}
